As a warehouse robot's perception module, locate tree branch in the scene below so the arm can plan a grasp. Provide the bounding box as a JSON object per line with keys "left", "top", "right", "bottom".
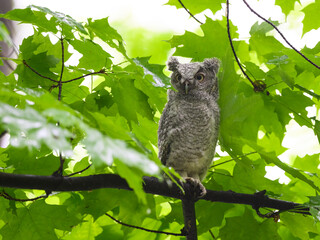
{"left": 182, "top": 198, "right": 198, "bottom": 239}
{"left": 0, "top": 172, "right": 310, "bottom": 215}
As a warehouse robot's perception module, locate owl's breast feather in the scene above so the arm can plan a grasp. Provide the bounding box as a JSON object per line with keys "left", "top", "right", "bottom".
{"left": 162, "top": 97, "right": 219, "bottom": 180}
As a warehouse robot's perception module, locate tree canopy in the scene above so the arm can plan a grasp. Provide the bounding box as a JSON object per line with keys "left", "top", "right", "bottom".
{"left": 0, "top": 0, "right": 320, "bottom": 239}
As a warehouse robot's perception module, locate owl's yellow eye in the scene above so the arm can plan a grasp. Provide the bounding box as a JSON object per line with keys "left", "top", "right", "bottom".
{"left": 195, "top": 73, "right": 205, "bottom": 81}
{"left": 175, "top": 74, "right": 182, "bottom": 81}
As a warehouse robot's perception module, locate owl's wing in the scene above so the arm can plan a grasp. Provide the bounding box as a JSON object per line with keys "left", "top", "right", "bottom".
{"left": 158, "top": 105, "right": 173, "bottom": 166}
{"left": 159, "top": 140, "right": 171, "bottom": 166}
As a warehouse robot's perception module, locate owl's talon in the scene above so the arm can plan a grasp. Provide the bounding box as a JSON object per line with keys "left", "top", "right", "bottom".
{"left": 184, "top": 177, "right": 207, "bottom": 199}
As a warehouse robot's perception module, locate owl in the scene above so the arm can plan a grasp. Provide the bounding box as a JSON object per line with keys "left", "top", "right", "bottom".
{"left": 158, "top": 57, "right": 220, "bottom": 196}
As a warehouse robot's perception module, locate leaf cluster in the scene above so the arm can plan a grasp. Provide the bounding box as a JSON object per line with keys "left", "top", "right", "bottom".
{"left": 0, "top": 1, "right": 320, "bottom": 239}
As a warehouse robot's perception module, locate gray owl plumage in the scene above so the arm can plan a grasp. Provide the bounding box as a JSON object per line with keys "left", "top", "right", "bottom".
{"left": 158, "top": 57, "right": 220, "bottom": 188}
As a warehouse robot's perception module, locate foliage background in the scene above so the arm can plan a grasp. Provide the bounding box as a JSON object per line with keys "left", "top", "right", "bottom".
{"left": 1, "top": 0, "right": 320, "bottom": 239}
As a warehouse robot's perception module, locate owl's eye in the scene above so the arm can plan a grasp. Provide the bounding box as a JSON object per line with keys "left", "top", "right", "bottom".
{"left": 195, "top": 73, "right": 205, "bottom": 81}
{"left": 175, "top": 74, "right": 182, "bottom": 81}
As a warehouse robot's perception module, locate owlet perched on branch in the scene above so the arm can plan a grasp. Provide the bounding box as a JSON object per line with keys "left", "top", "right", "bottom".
{"left": 158, "top": 57, "right": 220, "bottom": 196}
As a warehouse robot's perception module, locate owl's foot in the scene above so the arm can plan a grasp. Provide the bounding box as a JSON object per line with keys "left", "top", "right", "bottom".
{"left": 183, "top": 177, "right": 207, "bottom": 199}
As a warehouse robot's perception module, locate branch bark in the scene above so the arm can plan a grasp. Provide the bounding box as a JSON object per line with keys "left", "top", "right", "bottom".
{"left": 182, "top": 198, "right": 197, "bottom": 240}
{"left": 0, "top": 172, "right": 309, "bottom": 214}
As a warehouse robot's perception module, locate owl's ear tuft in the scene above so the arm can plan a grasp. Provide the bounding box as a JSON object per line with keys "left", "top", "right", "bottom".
{"left": 168, "top": 57, "right": 179, "bottom": 71}
{"left": 203, "top": 58, "right": 220, "bottom": 74}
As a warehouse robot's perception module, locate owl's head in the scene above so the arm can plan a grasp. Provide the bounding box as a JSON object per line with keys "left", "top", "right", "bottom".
{"left": 168, "top": 57, "right": 220, "bottom": 97}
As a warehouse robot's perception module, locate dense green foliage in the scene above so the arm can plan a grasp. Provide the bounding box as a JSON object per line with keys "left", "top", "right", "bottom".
{"left": 0, "top": 1, "right": 320, "bottom": 239}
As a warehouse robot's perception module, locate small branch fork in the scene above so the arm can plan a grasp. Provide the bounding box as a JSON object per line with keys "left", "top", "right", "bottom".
{"left": 22, "top": 36, "right": 107, "bottom": 96}
{"left": 22, "top": 36, "right": 98, "bottom": 187}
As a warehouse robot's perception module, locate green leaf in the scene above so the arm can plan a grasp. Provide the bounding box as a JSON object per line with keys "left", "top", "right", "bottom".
{"left": 1, "top": 200, "right": 81, "bottom": 240}
{"left": 115, "top": 159, "right": 147, "bottom": 203}
{"left": 258, "top": 151, "right": 320, "bottom": 192}
{"left": 0, "top": 7, "right": 57, "bottom": 33}
{"left": 315, "top": 120, "right": 320, "bottom": 143}
{"left": 275, "top": 0, "right": 300, "bottom": 15}
{"left": 83, "top": 127, "right": 159, "bottom": 175}
{"left": 196, "top": 202, "right": 233, "bottom": 234}
{"left": 69, "top": 39, "right": 112, "bottom": 71}
{"left": 302, "top": 1, "right": 320, "bottom": 34}
{"left": 87, "top": 17, "right": 126, "bottom": 56}
{"left": 133, "top": 57, "right": 170, "bottom": 87}
{"left": 274, "top": 88, "right": 314, "bottom": 127}
{"left": 0, "top": 22, "right": 13, "bottom": 47}
{"left": 109, "top": 77, "right": 154, "bottom": 122}
{"left": 250, "top": 20, "right": 280, "bottom": 35}
{"left": 30, "top": 5, "right": 87, "bottom": 35}
{"left": 5, "top": 148, "right": 59, "bottom": 175}
{"left": 64, "top": 215, "right": 102, "bottom": 240}
{"left": 219, "top": 208, "right": 281, "bottom": 240}
{"left": 166, "top": 0, "right": 224, "bottom": 15}
{"left": 249, "top": 22, "right": 285, "bottom": 57}
{"left": 0, "top": 103, "right": 73, "bottom": 155}
{"left": 281, "top": 212, "right": 320, "bottom": 239}
{"left": 92, "top": 112, "right": 131, "bottom": 140}
{"left": 293, "top": 154, "right": 320, "bottom": 175}
{"left": 79, "top": 189, "right": 124, "bottom": 220}
{"left": 169, "top": 17, "right": 237, "bottom": 60}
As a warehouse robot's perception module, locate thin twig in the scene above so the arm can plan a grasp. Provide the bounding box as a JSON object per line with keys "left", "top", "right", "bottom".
{"left": 58, "top": 37, "right": 65, "bottom": 101}
{"left": 61, "top": 69, "right": 106, "bottom": 83}
{"left": 209, "top": 229, "right": 217, "bottom": 239}
{"left": 211, "top": 171, "right": 233, "bottom": 177}
{"left": 211, "top": 151, "right": 257, "bottom": 168}
{"left": 52, "top": 153, "right": 65, "bottom": 177}
{"left": 105, "top": 212, "right": 185, "bottom": 236}
{"left": 177, "top": 0, "right": 203, "bottom": 24}
{"left": 23, "top": 60, "right": 59, "bottom": 83}
{"left": 23, "top": 59, "right": 106, "bottom": 85}
{"left": 242, "top": 0, "right": 320, "bottom": 70}
{"left": 226, "top": 0, "right": 255, "bottom": 86}
{"left": 0, "top": 191, "right": 46, "bottom": 202}
{"left": 66, "top": 164, "right": 92, "bottom": 177}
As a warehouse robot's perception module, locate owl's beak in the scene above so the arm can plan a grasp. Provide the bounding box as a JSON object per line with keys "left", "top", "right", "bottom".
{"left": 184, "top": 82, "right": 189, "bottom": 94}
{"left": 181, "top": 80, "right": 190, "bottom": 94}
